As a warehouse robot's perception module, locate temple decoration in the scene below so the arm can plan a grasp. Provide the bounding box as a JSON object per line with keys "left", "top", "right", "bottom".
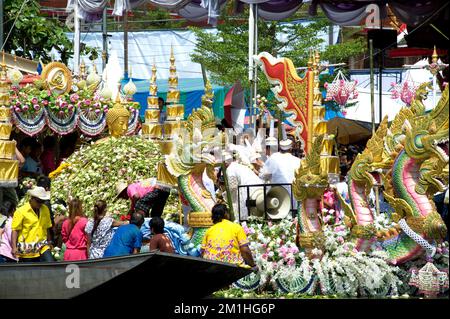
{"left": 40, "top": 62, "right": 73, "bottom": 95}
{"left": 8, "top": 55, "right": 23, "bottom": 87}
{"left": 0, "top": 53, "right": 18, "bottom": 187}
{"left": 123, "top": 66, "right": 137, "bottom": 98}
{"left": 7, "top": 58, "right": 139, "bottom": 137}
{"left": 292, "top": 51, "right": 339, "bottom": 257}
{"left": 339, "top": 84, "right": 448, "bottom": 265}
{"left": 142, "top": 63, "right": 163, "bottom": 140}
{"left": 390, "top": 71, "right": 417, "bottom": 106}
{"left": 409, "top": 262, "right": 449, "bottom": 298}
{"left": 105, "top": 92, "right": 131, "bottom": 138}
{"left": 161, "top": 48, "right": 185, "bottom": 155}
{"left": 255, "top": 52, "right": 314, "bottom": 153}
{"left": 165, "top": 81, "right": 222, "bottom": 248}
{"left": 324, "top": 69, "right": 358, "bottom": 108}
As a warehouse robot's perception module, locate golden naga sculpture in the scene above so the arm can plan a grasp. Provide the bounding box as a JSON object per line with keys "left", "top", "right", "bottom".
{"left": 106, "top": 93, "right": 130, "bottom": 138}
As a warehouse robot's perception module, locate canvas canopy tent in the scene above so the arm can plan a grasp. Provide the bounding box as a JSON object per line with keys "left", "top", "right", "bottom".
{"left": 70, "top": 0, "right": 447, "bottom": 28}
{"left": 327, "top": 117, "right": 374, "bottom": 145}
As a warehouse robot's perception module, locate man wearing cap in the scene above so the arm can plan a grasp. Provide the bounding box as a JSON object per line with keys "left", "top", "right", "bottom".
{"left": 10, "top": 186, "right": 55, "bottom": 262}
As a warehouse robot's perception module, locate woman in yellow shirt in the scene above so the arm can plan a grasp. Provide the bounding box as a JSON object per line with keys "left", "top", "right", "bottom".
{"left": 201, "top": 204, "right": 256, "bottom": 269}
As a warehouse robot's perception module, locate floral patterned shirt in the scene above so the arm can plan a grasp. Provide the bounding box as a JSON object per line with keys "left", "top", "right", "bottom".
{"left": 201, "top": 219, "right": 249, "bottom": 265}
{"left": 85, "top": 217, "right": 114, "bottom": 259}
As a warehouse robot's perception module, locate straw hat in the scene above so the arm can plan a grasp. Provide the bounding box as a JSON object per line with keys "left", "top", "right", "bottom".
{"left": 27, "top": 187, "right": 50, "bottom": 201}
{"left": 115, "top": 181, "right": 128, "bottom": 198}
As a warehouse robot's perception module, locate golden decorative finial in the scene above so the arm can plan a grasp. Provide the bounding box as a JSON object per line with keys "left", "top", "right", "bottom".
{"left": 79, "top": 60, "right": 86, "bottom": 79}
{"left": 115, "top": 87, "right": 122, "bottom": 104}
{"left": 432, "top": 45, "right": 438, "bottom": 64}
{"left": 314, "top": 50, "right": 320, "bottom": 64}
{"left": 149, "top": 62, "right": 158, "bottom": 97}
{"left": 167, "top": 44, "right": 180, "bottom": 103}
{"left": 170, "top": 44, "right": 175, "bottom": 64}
{"left": 0, "top": 51, "right": 7, "bottom": 80}
{"left": 201, "top": 80, "right": 214, "bottom": 109}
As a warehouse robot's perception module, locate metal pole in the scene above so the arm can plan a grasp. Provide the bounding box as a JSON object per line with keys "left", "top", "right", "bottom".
{"left": 102, "top": 7, "right": 108, "bottom": 70}
{"left": 221, "top": 163, "right": 235, "bottom": 221}
{"left": 73, "top": 0, "right": 81, "bottom": 74}
{"left": 248, "top": 4, "right": 255, "bottom": 129}
{"left": 123, "top": 11, "right": 129, "bottom": 78}
{"left": 253, "top": 4, "right": 259, "bottom": 132}
{"left": 378, "top": 19, "right": 383, "bottom": 123}
{"left": 432, "top": 73, "right": 437, "bottom": 107}
{"left": 0, "top": 0, "right": 4, "bottom": 51}
{"left": 369, "top": 39, "right": 375, "bottom": 135}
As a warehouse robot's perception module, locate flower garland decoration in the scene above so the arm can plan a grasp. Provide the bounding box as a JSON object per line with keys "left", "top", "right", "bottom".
{"left": 390, "top": 72, "right": 417, "bottom": 106}
{"left": 324, "top": 70, "right": 359, "bottom": 108}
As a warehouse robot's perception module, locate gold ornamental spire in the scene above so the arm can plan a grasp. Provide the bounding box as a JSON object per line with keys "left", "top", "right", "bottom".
{"left": 432, "top": 45, "right": 438, "bottom": 64}
{"left": 149, "top": 62, "right": 158, "bottom": 97}
{"left": 167, "top": 44, "right": 180, "bottom": 104}
{"left": 0, "top": 51, "right": 7, "bottom": 80}
{"left": 80, "top": 60, "right": 86, "bottom": 79}
{"left": 201, "top": 79, "right": 214, "bottom": 109}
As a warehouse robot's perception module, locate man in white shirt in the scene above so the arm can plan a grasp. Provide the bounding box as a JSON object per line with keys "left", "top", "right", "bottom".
{"left": 259, "top": 139, "right": 300, "bottom": 185}
{"left": 259, "top": 139, "right": 300, "bottom": 210}
{"left": 223, "top": 152, "right": 264, "bottom": 221}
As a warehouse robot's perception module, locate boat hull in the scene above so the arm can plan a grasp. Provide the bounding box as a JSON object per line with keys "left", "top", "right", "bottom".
{"left": 0, "top": 252, "right": 251, "bottom": 299}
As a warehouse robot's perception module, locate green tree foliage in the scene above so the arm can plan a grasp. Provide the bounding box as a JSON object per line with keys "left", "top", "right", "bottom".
{"left": 190, "top": 14, "right": 366, "bottom": 94}
{"left": 3, "top": 0, "right": 74, "bottom": 63}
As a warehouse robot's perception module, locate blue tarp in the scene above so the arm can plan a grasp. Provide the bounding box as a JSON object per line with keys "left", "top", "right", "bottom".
{"left": 121, "top": 77, "right": 226, "bottom": 120}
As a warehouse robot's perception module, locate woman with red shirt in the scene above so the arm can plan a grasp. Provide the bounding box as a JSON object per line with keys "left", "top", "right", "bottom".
{"left": 61, "top": 198, "right": 88, "bottom": 260}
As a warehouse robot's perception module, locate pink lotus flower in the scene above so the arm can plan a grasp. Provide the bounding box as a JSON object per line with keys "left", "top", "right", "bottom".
{"left": 70, "top": 94, "right": 79, "bottom": 103}
{"left": 59, "top": 110, "right": 64, "bottom": 116}
{"left": 95, "top": 109, "right": 101, "bottom": 115}
{"left": 22, "top": 105, "right": 29, "bottom": 111}
{"left": 31, "top": 97, "right": 38, "bottom": 104}
{"left": 15, "top": 101, "right": 21, "bottom": 107}
{"left": 33, "top": 104, "right": 40, "bottom": 111}
{"left": 68, "top": 104, "right": 74, "bottom": 111}
{"left": 15, "top": 107, "right": 21, "bottom": 113}
{"left": 43, "top": 100, "right": 49, "bottom": 106}
{"left": 84, "top": 99, "right": 91, "bottom": 106}
{"left": 60, "top": 101, "right": 68, "bottom": 108}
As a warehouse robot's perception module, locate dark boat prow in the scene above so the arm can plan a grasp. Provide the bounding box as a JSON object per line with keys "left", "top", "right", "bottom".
{"left": 0, "top": 252, "right": 252, "bottom": 299}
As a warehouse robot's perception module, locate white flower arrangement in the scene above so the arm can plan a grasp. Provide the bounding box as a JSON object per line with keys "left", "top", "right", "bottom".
{"left": 51, "top": 136, "right": 179, "bottom": 218}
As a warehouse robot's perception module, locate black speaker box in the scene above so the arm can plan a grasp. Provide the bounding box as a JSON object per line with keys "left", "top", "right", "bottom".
{"left": 367, "top": 29, "right": 398, "bottom": 50}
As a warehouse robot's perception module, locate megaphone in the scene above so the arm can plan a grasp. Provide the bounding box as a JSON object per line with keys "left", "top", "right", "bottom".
{"left": 247, "top": 186, "right": 292, "bottom": 219}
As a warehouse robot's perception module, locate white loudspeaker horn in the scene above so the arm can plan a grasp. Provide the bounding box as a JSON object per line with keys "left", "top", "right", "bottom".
{"left": 248, "top": 186, "right": 292, "bottom": 219}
